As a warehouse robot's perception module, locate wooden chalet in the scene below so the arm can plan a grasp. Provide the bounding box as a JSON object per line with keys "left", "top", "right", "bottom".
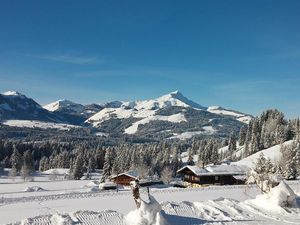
{"left": 110, "top": 170, "right": 139, "bottom": 186}
{"left": 177, "top": 164, "right": 246, "bottom": 186}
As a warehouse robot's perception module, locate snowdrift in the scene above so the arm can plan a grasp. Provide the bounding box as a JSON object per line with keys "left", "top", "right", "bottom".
{"left": 246, "top": 180, "right": 298, "bottom": 213}
{"left": 125, "top": 195, "right": 166, "bottom": 225}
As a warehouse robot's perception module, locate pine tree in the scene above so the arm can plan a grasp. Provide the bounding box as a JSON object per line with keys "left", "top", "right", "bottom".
{"left": 73, "top": 153, "right": 85, "bottom": 180}
{"left": 187, "top": 149, "right": 194, "bottom": 165}
{"left": 101, "top": 148, "right": 115, "bottom": 182}
{"left": 280, "top": 142, "right": 298, "bottom": 180}
{"left": 253, "top": 153, "right": 267, "bottom": 174}
{"left": 10, "top": 145, "right": 22, "bottom": 172}
{"left": 238, "top": 125, "right": 247, "bottom": 146}
{"left": 170, "top": 148, "right": 179, "bottom": 176}
{"left": 228, "top": 133, "right": 237, "bottom": 160}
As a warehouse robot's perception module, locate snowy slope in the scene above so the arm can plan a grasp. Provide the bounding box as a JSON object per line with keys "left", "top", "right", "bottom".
{"left": 207, "top": 106, "right": 252, "bottom": 124}
{"left": 85, "top": 91, "right": 248, "bottom": 136}
{"left": 86, "top": 91, "right": 205, "bottom": 127}
{"left": 125, "top": 113, "right": 186, "bottom": 134}
{"left": 169, "top": 126, "right": 217, "bottom": 140}
{"left": 43, "top": 99, "right": 85, "bottom": 112}
{"left": 0, "top": 91, "right": 63, "bottom": 123}
{"left": 2, "top": 120, "right": 79, "bottom": 130}
{"left": 233, "top": 140, "right": 294, "bottom": 169}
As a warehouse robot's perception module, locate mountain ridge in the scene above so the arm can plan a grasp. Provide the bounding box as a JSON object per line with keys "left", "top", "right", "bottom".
{"left": 0, "top": 90, "right": 252, "bottom": 140}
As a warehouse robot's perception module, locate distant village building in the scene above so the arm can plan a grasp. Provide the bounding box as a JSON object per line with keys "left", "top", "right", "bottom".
{"left": 177, "top": 164, "right": 246, "bottom": 187}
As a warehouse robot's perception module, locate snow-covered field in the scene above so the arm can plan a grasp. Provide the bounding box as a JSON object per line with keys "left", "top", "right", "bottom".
{"left": 1, "top": 172, "right": 299, "bottom": 225}
{"left": 2, "top": 120, "right": 79, "bottom": 130}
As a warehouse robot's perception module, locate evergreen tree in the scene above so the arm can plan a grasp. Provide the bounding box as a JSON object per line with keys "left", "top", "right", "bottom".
{"left": 186, "top": 149, "right": 194, "bottom": 165}
{"left": 73, "top": 152, "right": 85, "bottom": 180}
{"left": 238, "top": 125, "right": 247, "bottom": 146}
{"left": 10, "top": 145, "right": 22, "bottom": 172}
{"left": 101, "top": 148, "right": 116, "bottom": 182}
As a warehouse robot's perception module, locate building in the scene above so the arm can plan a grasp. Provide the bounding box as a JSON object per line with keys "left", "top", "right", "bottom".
{"left": 110, "top": 170, "right": 139, "bottom": 186}
{"left": 177, "top": 164, "right": 246, "bottom": 186}
{"left": 110, "top": 170, "right": 163, "bottom": 186}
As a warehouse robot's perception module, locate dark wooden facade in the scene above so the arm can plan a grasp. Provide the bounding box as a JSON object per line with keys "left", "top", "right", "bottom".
{"left": 178, "top": 167, "right": 244, "bottom": 185}
{"left": 110, "top": 174, "right": 136, "bottom": 186}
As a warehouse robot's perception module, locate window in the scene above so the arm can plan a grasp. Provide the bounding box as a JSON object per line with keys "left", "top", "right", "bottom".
{"left": 215, "top": 176, "right": 219, "bottom": 181}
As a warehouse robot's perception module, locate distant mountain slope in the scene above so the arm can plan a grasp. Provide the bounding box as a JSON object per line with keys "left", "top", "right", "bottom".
{"left": 1, "top": 90, "right": 252, "bottom": 140}
{"left": 0, "top": 91, "right": 63, "bottom": 123}
{"left": 86, "top": 91, "right": 248, "bottom": 138}
{"left": 43, "top": 99, "right": 103, "bottom": 125}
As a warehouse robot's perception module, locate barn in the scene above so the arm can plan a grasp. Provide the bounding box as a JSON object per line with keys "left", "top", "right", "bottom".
{"left": 177, "top": 164, "right": 246, "bottom": 186}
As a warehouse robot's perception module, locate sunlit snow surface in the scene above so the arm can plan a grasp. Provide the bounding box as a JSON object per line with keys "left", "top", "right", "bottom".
{"left": 1, "top": 172, "right": 299, "bottom": 225}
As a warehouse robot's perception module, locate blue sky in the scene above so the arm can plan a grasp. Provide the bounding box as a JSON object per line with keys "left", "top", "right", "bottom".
{"left": 0, "top": 0, "right": 300, "bottom": 118}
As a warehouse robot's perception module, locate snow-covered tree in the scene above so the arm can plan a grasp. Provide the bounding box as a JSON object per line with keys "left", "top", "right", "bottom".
{"left": 73, "top": 152, "right": 85, "bottom": 180}
{"left": 101, "top": 147, "right": 116, "bottom": 182}
{"left": 10, "top": 145, "right": 22, "bottom": 172}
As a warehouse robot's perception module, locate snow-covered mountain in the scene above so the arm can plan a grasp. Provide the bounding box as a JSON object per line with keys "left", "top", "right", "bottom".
{"left": 0, "top": 91, "right": 63, "bottom": 123}
{"left": 85, "top": 91, "right": 250, "bottom": 138}
{"left": 43, "top": 99, "right": 103, "bottom": 125}
{"left": 1, "top": 90, "right": 252, "bottom": 139}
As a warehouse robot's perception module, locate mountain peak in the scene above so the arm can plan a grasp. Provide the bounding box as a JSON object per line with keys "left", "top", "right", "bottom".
{"left": 2, "top": 91, "right": 25, "bottom": 97}
{"left": 158, "top": 91, "right": 207, "bottom": 110}
{"left": 43, "top": 99, "right": 84, "bottom": 112}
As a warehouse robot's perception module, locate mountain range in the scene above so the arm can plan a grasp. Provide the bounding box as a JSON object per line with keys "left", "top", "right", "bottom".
{"left": 0, "top": 90, "right": 252, "bottom": 140}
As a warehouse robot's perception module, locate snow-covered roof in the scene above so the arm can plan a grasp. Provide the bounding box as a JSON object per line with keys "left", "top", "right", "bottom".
{"left": 177, "top": 165, "right": 208, "bottom": 176}
{"left": 111, "top": 170, "right": 140, "bottom": 179}
{"left": 177, "top": 164, "right": 245, "bottom": 176}
{"left": 205, "top": 164, "right": 245, "bottom": 175}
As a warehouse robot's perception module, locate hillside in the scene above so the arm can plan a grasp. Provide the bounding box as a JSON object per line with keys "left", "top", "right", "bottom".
{"left": 233, "top": 140, "right": 294, "bottom": 169}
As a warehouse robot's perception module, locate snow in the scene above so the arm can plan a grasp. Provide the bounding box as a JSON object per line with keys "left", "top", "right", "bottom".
{"left": 169, "top": 126, "right": 216, "bottom": 140}
{"left": 177, "top": 164, "right": 245, "bottom": 176}
{"left": 99, "top": 182, "right": 117, "bottom": 190}
{"left": 41, "top": 169, "right": 69, "bottom": 175}
{"left": 125, "top": 195, "right": 164, "bottom": 225}
{"left": 86, "top": 91, "right": 202, "bottom": 127}
{"left": 125, "top": 113, "right": 186, "bottom": 134}
{"left": 95, "top": 132, "right": 109, "bottom": 137}
{"left": 24, "top": 186, "right": 45, "bottom": 192}
{"left": 233, "top": 140, "right": 294, "bottom": 169}
{"left": 205, "top": 164, "right": 245, "bottom": 175}
{"left": 0, "top": 176, "right": 299, "bottom": 224}
{"left": 177, "top": 165, "right": 207, "bottom": 176}
{"left": 2, "top": 91, "right": 24, "bottom": 97}
{"left": 2, "top": 120, "right": 79, "bottom": 130}
{"left": 246, "top": 180, "right": 298, "bottom": 213}
{"left": 43, "top": 99, "right": 84, "bottom": 112}
{"left": 207, "top": 106, "right": 252, "bottom": 124}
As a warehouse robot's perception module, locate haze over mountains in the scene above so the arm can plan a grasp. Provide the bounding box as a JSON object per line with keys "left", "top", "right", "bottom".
{"left": 0, "top": 90, "right": 252, "bottom": 140}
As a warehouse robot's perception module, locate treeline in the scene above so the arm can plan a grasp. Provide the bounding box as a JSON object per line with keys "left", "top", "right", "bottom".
{"left": 235, "top": 109, "right": 300, "bottom": 158}
{"left": 1, "top": 109, "right": 299, "bottom": 181}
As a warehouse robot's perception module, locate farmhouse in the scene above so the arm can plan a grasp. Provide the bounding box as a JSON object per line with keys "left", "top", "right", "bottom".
{"left": 110, "top": 170, "right": 163, "bottom": 186}
{"left": 177, "top": 164, "right": 246, "bottom": 186}
{"left": 110, "top": 170, "right": 139, "bottom": 186}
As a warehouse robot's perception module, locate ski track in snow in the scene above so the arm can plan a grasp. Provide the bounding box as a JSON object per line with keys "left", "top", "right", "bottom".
{"left": 2, "top": 182, "right": 300, "bottom": 225}
{"left": 7, "top": 198, "right": 300, "bottom": 225}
